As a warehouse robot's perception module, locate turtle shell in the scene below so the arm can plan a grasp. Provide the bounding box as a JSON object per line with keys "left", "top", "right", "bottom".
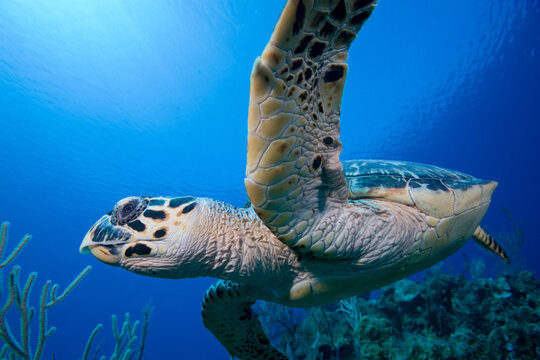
{"left": 344, "top": 160, "right": 497, "bottom": 219}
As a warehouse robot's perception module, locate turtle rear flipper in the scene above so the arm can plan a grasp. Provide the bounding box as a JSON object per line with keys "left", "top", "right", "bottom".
{"left": 472, "top": 226, "right": 510, "bottom": 263}
{"left": 202, "top": 281, "right": 288, "bottom": 360}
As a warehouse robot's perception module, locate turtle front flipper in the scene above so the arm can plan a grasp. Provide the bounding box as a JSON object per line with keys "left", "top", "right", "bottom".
{"left": 245, "top": 0, "right": 377, "bottom": 257}
{"left": 202, "top": 280, "right": 288, "bottom": 360}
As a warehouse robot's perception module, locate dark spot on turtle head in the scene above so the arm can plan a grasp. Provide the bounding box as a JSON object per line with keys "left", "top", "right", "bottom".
{"left": 318, "top": 101, "right": 324, "bottom": 113}
{"left": 127, "top": 220, "right": 146, "bottom": 232}
{"left": 169, "top": 196, "right": 196, "bottom": 208}
{"left": 143, "top": 209, "right": 167, "bottom": 220}
{"left": 132, "top": 243, "right": 152, "bottom": 256}
{"left": 323, "top": 136, "right": 334, "bottom": 145}
{"left": 302, "top": 104, "right": 309, "bottom": 112}
{"left": 299, "top": 91, "right": 308, "bottom": 102}
{"left": 293, "top": 34, "right": 314, "bottom": 55}
{"left": 286, "top": 74, "right": 294, "bottom": 82}
{"left": 331, "top": 0, "right": 347, "bottom": 22}
{"left": 279, "top": 66, "right": 289, "bottom": 75}
{"left": 182, "top": 202, "right": 197, "bottom": 214}
{"left": 125, "top": 247, "right": 134, "bottom": 257}
{"left": 304, "top": 67, "right": 313, "bottom": 80}
{"left": 291, "top": 58, "right": 303, "bottom": 71}
{"left": 320, "top": 21, "right": 337, "bottom": 38}
{"left": 334, "top": 29, "right": 357, "bottom": 48}
{"left": 148, "top": 199, "right": 165, "bottom": 206}
{"left": 154, "top": 228, "right": 167, "bottom": 238}
{"left": 292, "top": 0, "right": 306, "bottom": 35}
{"left": 324, "top": 65, "right": 345, "bottom": 82}
{"left": 350, "top": 9, "right": 371, "bottom": 27}
{"left": 312, "top": 155, "right": 323, "bottom": 170}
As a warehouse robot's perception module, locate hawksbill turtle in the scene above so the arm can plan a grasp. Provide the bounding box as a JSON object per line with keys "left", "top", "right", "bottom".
{"left": 80, "top": 1, "right": 509, "bottom": 358}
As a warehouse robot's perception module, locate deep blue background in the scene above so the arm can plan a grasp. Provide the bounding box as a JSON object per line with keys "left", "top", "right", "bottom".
{"left": 0, "top": 0, "right": 539, "bottom": 358}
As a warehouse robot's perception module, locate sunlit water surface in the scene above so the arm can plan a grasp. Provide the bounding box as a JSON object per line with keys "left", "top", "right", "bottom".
{"left": 1, "top": 0, "right": 539, "bottom": 358}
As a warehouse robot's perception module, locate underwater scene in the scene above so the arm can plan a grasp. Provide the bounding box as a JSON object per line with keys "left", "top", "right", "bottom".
{"left": 1, "top": 0, "right": 539, "bottom": 359}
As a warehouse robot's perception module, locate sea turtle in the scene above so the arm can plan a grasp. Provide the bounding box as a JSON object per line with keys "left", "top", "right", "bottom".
{"left": 80, "top": 0, "right": 509, "bottom": 359}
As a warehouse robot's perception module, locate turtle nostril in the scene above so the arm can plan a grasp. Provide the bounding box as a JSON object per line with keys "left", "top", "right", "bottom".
{"left": 112, "top": 197, "right": 148, "bottom": 225}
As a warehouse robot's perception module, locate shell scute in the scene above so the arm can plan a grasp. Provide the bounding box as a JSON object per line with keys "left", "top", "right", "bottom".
{"left": 344, "top": 160, "right": 495, "bottom": 219}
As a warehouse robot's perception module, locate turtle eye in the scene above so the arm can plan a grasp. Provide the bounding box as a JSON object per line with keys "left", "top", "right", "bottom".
{"left": 122, "top": 204, "right": 134, "bottom": 215}
{"left": 112, "top": 197, "right": 148, "bottom": 225}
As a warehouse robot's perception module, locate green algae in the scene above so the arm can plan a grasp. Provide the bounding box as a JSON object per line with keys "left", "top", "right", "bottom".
{"left": 257, "top": 265, "right": 540, "bottom": 359}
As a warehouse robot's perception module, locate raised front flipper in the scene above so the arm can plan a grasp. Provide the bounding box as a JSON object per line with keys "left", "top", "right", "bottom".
{"left": 245, "top": 0, "right": 377, "bottom": 257}
{"left": 202, "top": 280, "right": 288, "bottom": 360}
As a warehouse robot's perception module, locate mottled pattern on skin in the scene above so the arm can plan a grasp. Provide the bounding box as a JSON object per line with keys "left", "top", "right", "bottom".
{"left": 189, "top": 200, "right": 297, "bottom": 284}
{"left": 202, "top": 280, "right": 288, "bottom": 360}
{"left": 245, "top": 0, "right": 378, "bottom": 257}
{"left": 117, "top": 198, "right": 299, "bottom": 286}
{"left": 79, "top": 0, "right": 507, "bottom": 359}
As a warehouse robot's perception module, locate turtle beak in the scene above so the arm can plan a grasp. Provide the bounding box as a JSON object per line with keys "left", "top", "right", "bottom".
{"left": 80, "top": 214, "right": 132, "bottom": 266}
{"left": 85, "top": 244, "right": 122, "bottom": 266}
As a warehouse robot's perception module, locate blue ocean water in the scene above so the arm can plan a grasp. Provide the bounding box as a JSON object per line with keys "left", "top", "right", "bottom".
{"left": 0, "top": 0, "right": 538, "bottom": 358}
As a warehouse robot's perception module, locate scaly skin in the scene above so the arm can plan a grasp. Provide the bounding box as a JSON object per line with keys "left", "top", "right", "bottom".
{"left": 80, "top": 196, "right": 445, "bottom": 307}
{"left": 81, "top": 192, "right": 496, "bottom": 360}
{"left": 79, "top": 1, "right": 504, "bottom": 358}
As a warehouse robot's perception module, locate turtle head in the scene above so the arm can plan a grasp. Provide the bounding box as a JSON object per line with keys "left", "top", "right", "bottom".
{"left": 80, "top": 196, "right": 201, "bottom": 278}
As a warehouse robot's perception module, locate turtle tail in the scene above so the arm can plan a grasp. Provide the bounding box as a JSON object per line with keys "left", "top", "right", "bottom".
{"left": 472, "top": 226, "right": 510, "bottom": 263}
{"left": 202, "top": 280, "right": 288, "bottom": 360}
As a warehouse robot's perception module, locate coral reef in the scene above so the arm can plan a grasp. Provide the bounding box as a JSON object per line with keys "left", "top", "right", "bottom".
{"left": 0, "top": 221, "right": 153, "bottom": 360}
{"left": 82, "top": 302, "right": 154, "bottom": 360}
{"left": 0, "top": 222, "right": 91, "bottom": 360}
{"left": 257, "top": 262, "right": 540, "bottom": 360}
